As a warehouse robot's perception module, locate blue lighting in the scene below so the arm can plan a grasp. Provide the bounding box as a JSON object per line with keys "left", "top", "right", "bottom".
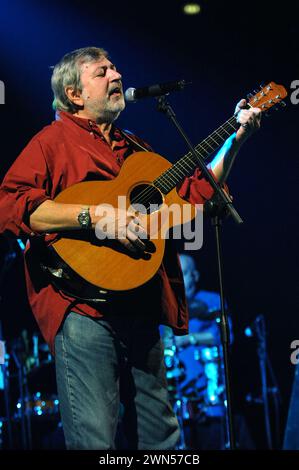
{"left": 245, "top": 327, "right": 253, "bottom": 337}
{"left": 16, "top": 238, "right": 26, "bottom": 251}
{"left": 202, "top": 349, "right": 212, "bottom": 360}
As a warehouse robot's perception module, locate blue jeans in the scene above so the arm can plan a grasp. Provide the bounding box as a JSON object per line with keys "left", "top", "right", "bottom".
{"left": 54, "top": 311, "right": 180, "bottom": 449}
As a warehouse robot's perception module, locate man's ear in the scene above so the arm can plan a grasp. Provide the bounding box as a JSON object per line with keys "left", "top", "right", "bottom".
{"left": 65, "top": 86, "right": 84, "bottom": 107}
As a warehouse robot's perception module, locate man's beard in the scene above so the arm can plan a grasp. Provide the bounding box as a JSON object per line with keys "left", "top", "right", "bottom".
{"left": 89, "top": 96, "right": 125, "bottom": 123}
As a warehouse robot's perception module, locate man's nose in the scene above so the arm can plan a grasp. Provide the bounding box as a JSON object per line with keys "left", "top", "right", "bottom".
{"left": 109, "top": 69, "right": 122, "bottom": 81}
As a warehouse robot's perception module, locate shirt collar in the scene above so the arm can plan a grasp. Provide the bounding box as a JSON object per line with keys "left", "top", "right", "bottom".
{"left": 56, "top": 110, "right": 123, "bottom": 141}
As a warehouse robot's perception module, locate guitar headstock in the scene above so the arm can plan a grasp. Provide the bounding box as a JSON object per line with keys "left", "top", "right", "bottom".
{"left": 247, "top": 81, "right": 288, "bottom": 113}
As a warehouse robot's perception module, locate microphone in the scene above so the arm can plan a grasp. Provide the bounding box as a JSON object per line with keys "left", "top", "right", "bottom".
{"left": 125, "top": 79, "right": 189, "bottom": 102}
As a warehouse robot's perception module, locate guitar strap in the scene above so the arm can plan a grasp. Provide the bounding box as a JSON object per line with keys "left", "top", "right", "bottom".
{"left": 119, "top": 129, "right": 151, "bottom": 154}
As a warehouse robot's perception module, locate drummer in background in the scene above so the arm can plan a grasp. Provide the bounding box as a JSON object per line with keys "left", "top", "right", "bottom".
{"left": 178, "top": 252, "right": 230, "bottom": 349}
{"left": 161, "top": 253, "right": 254, "bottom": 449}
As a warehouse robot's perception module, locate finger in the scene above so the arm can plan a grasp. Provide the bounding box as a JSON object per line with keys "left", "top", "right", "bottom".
{"left": 247, "top": 109, "right": 261, "bottom": 128}
{"left": 126, "top": 231, "right": 146, "bottom": 251}
{"left": 251, "top": 107, "right": 262, "bottom": 115}
{"left": 117, "top": 227, "right": 127, "bottom": 240}
{"left": 127, "top": 219, "right": 148, "bottom": 239}
{"left": 127, "top": 210, "right": 141, "bottom": 220}
{"left": 238, "top": 108, "right": 260, "bottom": 124}
{"left": 252, "top": 108, "right": 262, "bottom": 123}
{"left": 122, "top": 239, "right": 138, "bottom": 253}
{"left": 238, "top": 113, "right": 260, "bottom": 131}
{"left": 133, "top": 223, "right": 148, "bottom": 239}
{"left": 234, "top": 98, "right": 247, "bottom": 115}
{"left": 236, "top": 109, "right": 251, "bottom": 124}
{"left": 236, "top": 110, "right": 251, "bottom": 126}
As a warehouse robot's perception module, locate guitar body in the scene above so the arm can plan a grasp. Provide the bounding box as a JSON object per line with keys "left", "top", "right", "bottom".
{"left": 52, "top": 151, "right": 197, "bottom": 292}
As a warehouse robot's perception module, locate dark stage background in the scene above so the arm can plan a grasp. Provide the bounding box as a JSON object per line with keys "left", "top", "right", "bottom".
{"left": 0, "top": 0, "right": 298, "bottom": 449}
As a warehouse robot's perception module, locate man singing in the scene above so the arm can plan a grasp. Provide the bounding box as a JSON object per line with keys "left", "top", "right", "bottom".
{"left": 0, "top": 47, "right": 261, "bottom": 449}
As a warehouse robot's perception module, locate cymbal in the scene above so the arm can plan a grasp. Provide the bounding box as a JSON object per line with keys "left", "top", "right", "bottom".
{"left": 175, "top": 332, "right": 216, "bottom": 348}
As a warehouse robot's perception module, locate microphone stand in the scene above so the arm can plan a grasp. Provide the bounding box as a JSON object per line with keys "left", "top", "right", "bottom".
{"left": 157, "top": 95, "right": 243, "bottom": 450}
{"left": 254, "top": 315, "right": 273, "bottom": 449}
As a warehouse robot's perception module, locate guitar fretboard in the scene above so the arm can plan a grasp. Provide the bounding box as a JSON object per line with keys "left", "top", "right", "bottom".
{"left": 154, "top": 115, "right": 239, "bottom": 194}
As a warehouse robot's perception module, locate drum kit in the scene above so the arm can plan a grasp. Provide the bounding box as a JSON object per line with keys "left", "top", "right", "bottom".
{"left": 0, "top": 330, "right": 61, "bottom": 449}
{"left": 163, "top": 302, "right": 227, "bottom": 450}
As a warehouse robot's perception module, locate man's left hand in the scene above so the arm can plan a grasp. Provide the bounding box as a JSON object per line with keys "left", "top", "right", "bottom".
{"left": 235, "top": 98, "right": 262, "bottom": 143}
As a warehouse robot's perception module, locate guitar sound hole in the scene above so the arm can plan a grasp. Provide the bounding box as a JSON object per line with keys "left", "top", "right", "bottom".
{"left": 129, "top": 184, "right": 163, "bottom": 214}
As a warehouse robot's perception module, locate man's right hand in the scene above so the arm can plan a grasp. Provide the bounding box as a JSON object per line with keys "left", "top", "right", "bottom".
{"left": 92, "top": 205, "right": 148, "bottom": 253}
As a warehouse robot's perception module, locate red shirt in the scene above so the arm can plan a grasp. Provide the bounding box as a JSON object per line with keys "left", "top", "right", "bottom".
{"left": 0, "top": 111, "right": 215, "bottom": 352}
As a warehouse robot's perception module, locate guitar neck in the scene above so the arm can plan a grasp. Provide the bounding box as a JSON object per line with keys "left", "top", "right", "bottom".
{"left": 153, "top": 81, "right": 287, "bottom": 194}
{"left": 154, "top": 114, "right": 238, "bottom": 194}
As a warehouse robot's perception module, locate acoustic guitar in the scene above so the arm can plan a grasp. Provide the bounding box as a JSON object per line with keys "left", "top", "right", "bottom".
{"left": 47, "top": 82, "right": 287, "bottom": 296}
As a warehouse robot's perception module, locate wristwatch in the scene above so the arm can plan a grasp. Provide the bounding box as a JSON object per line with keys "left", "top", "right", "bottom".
{"left": 77, "top": 206, "right": 91, "bottom": 229}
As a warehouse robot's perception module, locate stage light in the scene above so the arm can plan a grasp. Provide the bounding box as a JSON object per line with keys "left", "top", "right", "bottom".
{"left": 17, "top": 238, "right": 26, "bottom": 251}
{"left": 245, "top": 327, "right": 253, "bottom": 337}
{"left": 183, "top": 3, "right": 201, "bottom": 15}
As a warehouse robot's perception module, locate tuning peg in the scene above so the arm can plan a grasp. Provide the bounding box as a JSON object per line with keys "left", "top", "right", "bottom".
{"left": 279, "top": 101, "right": 286, "bottom": 107}
{"left": 259, "top": 82, "right": 266, "bottom": 89}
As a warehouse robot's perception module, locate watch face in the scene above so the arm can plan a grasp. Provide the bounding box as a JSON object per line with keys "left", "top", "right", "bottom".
{"left": 78, "top": 210, "right": 90, "bottom": 228}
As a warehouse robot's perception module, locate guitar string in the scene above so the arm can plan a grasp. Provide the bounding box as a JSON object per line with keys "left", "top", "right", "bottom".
{"left": 129, "top": 115, "right": 238, "bottom": 208}
{"left": 149, "top": 116, "right": 238, "bottom": 191}
{"left": 131, "top": 116, "right": 237, "bottom": 203}
{"left": 130, "top": 116, "right": 237, "bottom": 208}
{"left": 130, "top": 89, "right": 274, "bottom": 207}
{"left": 157, "top": 117, "right": 238, "bottom": 189}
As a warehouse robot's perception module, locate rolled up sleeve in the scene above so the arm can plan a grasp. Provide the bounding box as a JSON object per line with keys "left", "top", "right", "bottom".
{"left": 0, "top": 138, "right": 51, "bottom": 237}
{"left": 177, "top": 167, "right": 217, "bottom": 205}
{"left": 177, "top": 165, "right": 231, "bottom": 206}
